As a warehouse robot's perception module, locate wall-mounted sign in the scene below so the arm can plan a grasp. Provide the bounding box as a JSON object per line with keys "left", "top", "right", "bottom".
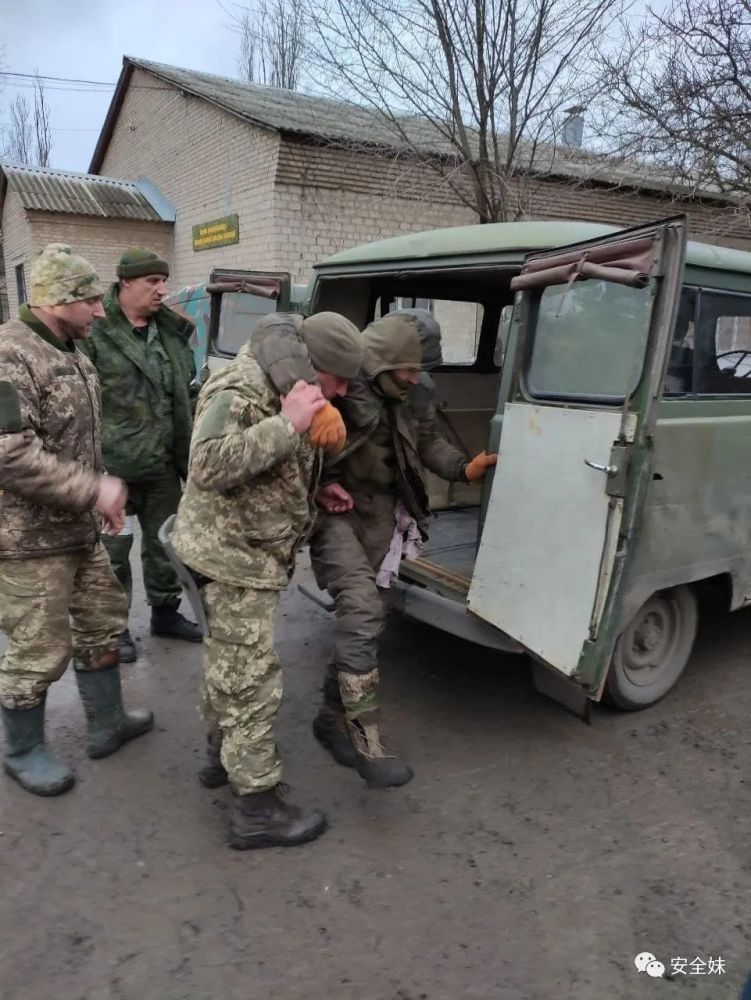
{"left": 192, "top": 214, "right": 240, "bottom": 251}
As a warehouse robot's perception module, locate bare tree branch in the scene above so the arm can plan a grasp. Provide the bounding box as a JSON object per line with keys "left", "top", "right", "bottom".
{"left": 4, "top": 93, "right": 32, "bottom": 165}
{"left": 32, "top": 73, "right": 52, "bottom": 167}
{"left": 227, "top": 0, "right": 306, "bottom": 89}
{"left": 594, "top": 0, "right": 751, "bottom": 199}
{"left": 304, "top": 0, "right": 625, "bottom": 221}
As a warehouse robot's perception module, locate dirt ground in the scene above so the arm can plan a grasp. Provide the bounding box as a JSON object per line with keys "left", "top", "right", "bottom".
{"left": 1, "top": 552, "right": 749, "bottom": 1000}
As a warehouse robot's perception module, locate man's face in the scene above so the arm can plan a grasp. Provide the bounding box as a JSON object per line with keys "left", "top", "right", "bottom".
{"left": 49, "top": 297, "right": 106, "bottom": 339}
{"left": 314, "top": 371, "right": 349, "bottom": 399}
{"left": 120, "top": 274, "right": 167, "bottom": 316}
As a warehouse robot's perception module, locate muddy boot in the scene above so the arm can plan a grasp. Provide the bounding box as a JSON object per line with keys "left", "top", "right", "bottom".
{"left": 198, "top": 726, "right": 228, "bottom": 788}
{"left": 1, "top": 698, "right": 75, "bottom": 796}
{"left": 347, "top": 713, "right": 414, "bottom": 789}
{"left": 118, "top": 628, "right": 137, "bottom": 664}
{"left": 151, "top": 605, "right": 203, "bottom": 643}
{"left": 75, "top": 664, "right": 154, "bottom": 759}
{"left": 312, "top": 668, "right": 357, "bottom": 768}
{"left": 229, "top": 785, "right": 328, "bottom": 850}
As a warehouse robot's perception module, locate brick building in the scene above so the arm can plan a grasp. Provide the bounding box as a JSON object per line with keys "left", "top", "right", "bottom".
{"left": 0, "top": 164, "right": 174, "bottom": 316}
{"left": 2, "top": 54, "right": 749, "bottom": 317}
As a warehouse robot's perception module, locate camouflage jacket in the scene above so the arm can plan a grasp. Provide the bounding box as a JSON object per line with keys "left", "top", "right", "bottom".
{"left": 171, "top": 341, "right": 321, "bottom": 589}
{"left": 82, "top": 285, "right": 197, "bottom": 483}
{"left": 0, "top": 308, "right": 103, "bottom": 559}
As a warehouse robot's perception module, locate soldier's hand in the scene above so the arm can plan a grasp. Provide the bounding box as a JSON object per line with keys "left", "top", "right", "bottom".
{"left": 96, "top": 476, "right": 128, "bottom": 535}
{"left": 316, "top": 483, "right": 354, "bottom": 514}
{"left": 281, "top": 380, "right": 327, "bottom": 433}
{"left": 307, "top": 403, "right": 346, "bottom": 452}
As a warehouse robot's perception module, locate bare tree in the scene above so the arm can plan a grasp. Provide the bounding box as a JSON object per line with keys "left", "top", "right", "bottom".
{"left": 231, "top": 0, "right": 306, "bottom": 89}
{"left": 32, "top": 73, "right": 52, "bottom": 167}
{"left": 4, "top": 93, "right": 32, "bottom": 165}
{"left": 595, "top": 0, "right": 751, "bottom": 199}
{"left": 304, "top": 0, "right": 624, "bottom": 222}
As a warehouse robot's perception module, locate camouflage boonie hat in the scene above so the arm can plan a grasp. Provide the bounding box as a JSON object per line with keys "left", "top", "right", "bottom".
{"left": 30, "top": 243, "right": 104, "bottom": 306}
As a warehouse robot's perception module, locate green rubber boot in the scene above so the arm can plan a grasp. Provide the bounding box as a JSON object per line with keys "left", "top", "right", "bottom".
{"left": 75, "top": 665, "right": 154, "bottom": 759}
{"left": 2, "top": 699, "right": 75, "bottom": 796}
{"left": 312, "top": 668, "right": 357, "bottom": 768}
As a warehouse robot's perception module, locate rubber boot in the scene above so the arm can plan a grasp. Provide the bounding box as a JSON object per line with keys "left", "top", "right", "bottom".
{"left": 347, "top": 713, "right": 414, "bottom": 789}
{"left": 198, "top": 726, "right": 228, "bottom": 788}
{"left": 1, "top": 698, "right": 75, "bottom": 796}
{"left": 75, "top": 665, "right": 154, "bottom": 759}
{"left": 118, "top": 628, "right": 137, "bottom": 664}
{"left": 229, "top": 784, "right": 328, "bottom": 850}
{"left": 151, "top": 605, "right": 203, "bottom": 643}
{"left": 312, "top": 668, "right": 357, "bottom": 768}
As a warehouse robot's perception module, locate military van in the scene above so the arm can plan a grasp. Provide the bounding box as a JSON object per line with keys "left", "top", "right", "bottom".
{"left": 169, "top": 218, "right": 751, "bottom": 715}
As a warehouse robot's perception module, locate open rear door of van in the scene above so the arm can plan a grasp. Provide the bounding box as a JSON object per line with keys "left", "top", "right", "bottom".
{"left": 467, "top": 217, "right": 687, "bottom": 701}
{"left": 206, "top": 269, "right": 291, "bottom": 372}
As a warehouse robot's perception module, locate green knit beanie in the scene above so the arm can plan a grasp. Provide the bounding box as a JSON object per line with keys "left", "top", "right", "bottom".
{"left": 117, "top": 248, "right": 169, "bottom": 279}
{"left": 301, "top": 312, "right": 364, "bottom": 379}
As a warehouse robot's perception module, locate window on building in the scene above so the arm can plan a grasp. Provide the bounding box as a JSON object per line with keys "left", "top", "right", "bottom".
{"left": 15, "top": 263, "right": 26, "bottom": 306}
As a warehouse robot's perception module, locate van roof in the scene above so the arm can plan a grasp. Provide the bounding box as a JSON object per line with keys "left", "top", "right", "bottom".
{"left": 317, "top": 220, "right": 751, "bottom": 275}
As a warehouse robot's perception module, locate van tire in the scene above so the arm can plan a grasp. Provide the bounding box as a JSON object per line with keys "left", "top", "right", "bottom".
{"left": 603, "top": 585, "right": 698, "bottom": 710}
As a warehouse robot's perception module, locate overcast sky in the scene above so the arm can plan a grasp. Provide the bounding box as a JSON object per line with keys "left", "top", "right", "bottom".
{"left": 0, "top": 0, "right": 245, "bottom": 172}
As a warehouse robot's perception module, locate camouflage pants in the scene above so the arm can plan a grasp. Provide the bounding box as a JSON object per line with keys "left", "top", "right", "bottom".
{"left": 0, "top": 543, "right": 128, "bottom": 710}
{"left": 102, "top": 467, "right": 182, "bottom": 609}
{"left": 309, "top": 493, "right": 396, "bottom": 676}
{"left": 201, "top": 582, "right": 283, "bottom": 795}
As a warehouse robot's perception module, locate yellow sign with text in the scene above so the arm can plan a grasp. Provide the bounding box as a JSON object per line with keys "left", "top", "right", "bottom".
{"left": 192, "top": 214, "right": 240, "bottom": 251}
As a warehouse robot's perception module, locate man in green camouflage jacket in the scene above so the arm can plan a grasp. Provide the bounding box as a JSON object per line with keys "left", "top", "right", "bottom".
{"left": 82, "top": 248, "right": 201, "bottom": 662}
{"left": 171, "top": 311, "right": 363, "bottom": 850}
{"left": 0, "top": 244, "right": 153, "bottom": 797}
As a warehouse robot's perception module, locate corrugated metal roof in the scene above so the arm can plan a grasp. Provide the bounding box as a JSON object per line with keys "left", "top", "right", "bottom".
{"left": 1, "top": 163, "right": 165, "bottom": 220}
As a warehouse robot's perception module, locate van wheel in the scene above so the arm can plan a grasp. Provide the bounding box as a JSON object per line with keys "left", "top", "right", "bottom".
{"left": 604, "top": 586, "right": 698, "bottom": 710}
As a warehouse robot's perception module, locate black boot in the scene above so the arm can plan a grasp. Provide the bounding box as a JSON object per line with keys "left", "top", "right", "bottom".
{"left": 118, "top": 628, "right": 137, "bottom": 664}
{"left": 75, "top": 665, "right": 154, "bottom": 759}
{"left": 347, "top": 714, "right": 414, "bottom": 790}
{"left": 151, "top": 605, "right": 203, "bottom": 643}
{"left": 1, "top": 698, "right": 75, "bottom": 796}
{"left": 312, "top": 670, "right": 357, "bottom": 768}
{"left": 230, "top": 785, "right": 328, "bottom": 850}
{"left": 198, "top": 727, "right": 228, "bottom": 788}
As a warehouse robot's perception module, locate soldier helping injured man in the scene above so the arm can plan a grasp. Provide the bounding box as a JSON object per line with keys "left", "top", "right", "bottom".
{"left": 0, "top": 244, "right": 153, "bottom": 797}
{"left": 170, "top": 312, "right": 363, "bottom": 850}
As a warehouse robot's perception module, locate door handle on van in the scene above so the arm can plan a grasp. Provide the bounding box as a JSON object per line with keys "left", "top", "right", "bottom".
{"left": 584, "top": 458, "right": 618, "bottom": 476}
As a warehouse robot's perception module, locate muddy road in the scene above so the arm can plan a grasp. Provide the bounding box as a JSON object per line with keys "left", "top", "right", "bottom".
{"left": 1, "top": 554, "right": 748, "bottom": 999}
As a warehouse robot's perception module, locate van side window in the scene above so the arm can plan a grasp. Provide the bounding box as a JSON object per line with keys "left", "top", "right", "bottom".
{"left": 664, "top": 288, "right": 696, "bottom": 396}
{"left": 695, "top": 291, "right": 751, "bottom": 395}
{"left": 215, "top": 291, "right": 278, "bottom": 357}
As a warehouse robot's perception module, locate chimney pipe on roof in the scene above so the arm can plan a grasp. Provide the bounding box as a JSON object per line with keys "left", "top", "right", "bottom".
{"left": 562, "top": 106, "right": 586, "bottom": 149}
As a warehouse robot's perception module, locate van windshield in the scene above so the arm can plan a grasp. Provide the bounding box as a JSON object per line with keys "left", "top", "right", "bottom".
{"left": 526, "top": 279, "right": 653, "bottom": 401}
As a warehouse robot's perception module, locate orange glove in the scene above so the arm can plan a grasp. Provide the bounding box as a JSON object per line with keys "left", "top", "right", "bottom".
{"left": 307, "top": 403, "right": 346, "bottom": 452}
{"left": 465, "top": 451, "right": 498, "bottom": 483}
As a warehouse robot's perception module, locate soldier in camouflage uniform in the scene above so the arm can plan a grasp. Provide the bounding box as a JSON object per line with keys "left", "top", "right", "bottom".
{"left": 171, "top": 311, "right": 363, "bottom": 849}
{"left": 81, "top": 249, "right": 201, "bottom": 663}
{"left": 0, "top": 244, "right": 153, "bottom": 797}
{"left": 310, "top": 309, "right": 497, "bottom": 788}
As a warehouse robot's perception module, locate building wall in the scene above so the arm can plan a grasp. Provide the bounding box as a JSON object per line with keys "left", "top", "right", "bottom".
{"left": 274, "top": 139, "right": 751, "bottom": 282}
{"left": 96, "top": 68, "right": 751, "bottom": 294}
{"left": 99, "top": 67, "right": 281, "bottom": 289}
{"left": 2, "top": 191, "right": 36, "bottom": 316}
{"left": 28, "top": 212, "right": 174, "bottom": 292}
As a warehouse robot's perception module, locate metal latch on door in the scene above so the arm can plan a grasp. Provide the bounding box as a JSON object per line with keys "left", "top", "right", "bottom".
{"left": 584, "top": 443, "right": 630, "bottom": 497}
